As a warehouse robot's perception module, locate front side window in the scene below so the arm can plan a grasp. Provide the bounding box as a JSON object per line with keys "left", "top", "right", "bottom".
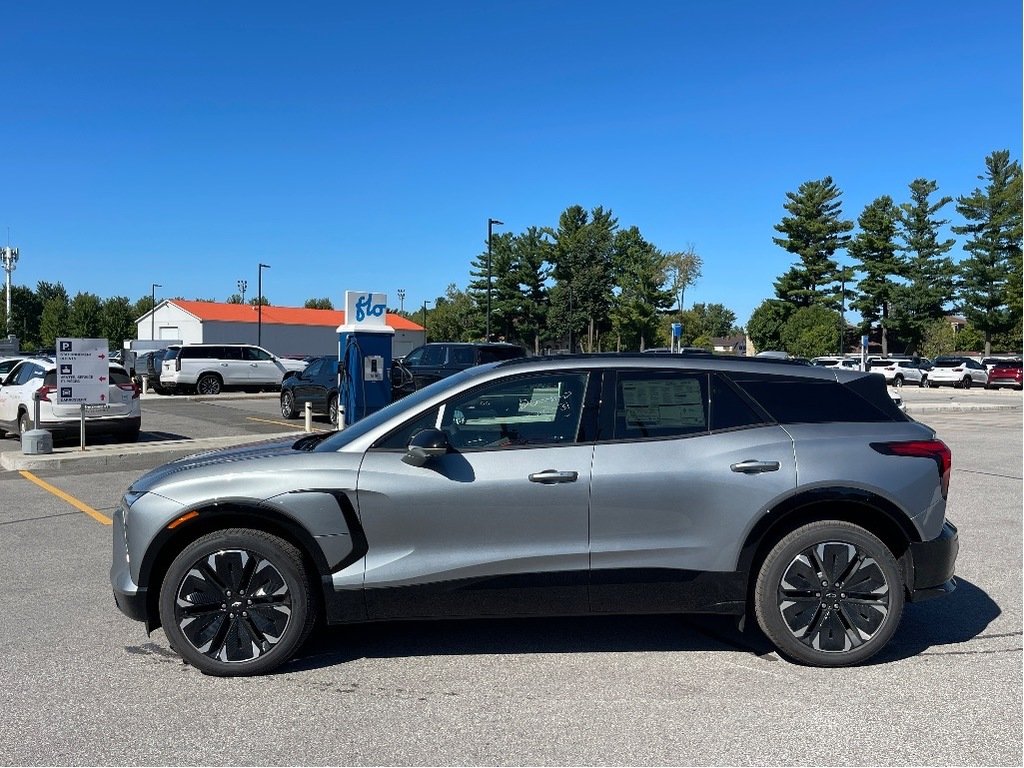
{"left": 439, "top": 372, "right": 589, "bottom": 451}
{"left": 245, "top": 347, "right": 273, "bottom": 361}
{"left": 420, "top": 346, "right": 447, "bottom": 366}
{"left": 304, "top": 358, "right": 324, "bottom": 378}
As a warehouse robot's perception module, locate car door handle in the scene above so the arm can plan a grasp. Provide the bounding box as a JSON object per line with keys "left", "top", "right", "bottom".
{"left": 730, "top": 460, "right": 781, "bottom": 474}
{"left": 528, "top": 470, "right": 579, "bottom": 484}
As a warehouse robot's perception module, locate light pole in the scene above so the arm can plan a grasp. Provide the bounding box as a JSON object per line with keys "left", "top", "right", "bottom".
{"left": 257, "top": 263, "right": 270, "bottom": 347}
{"left": 237, "top": 279, "right": 247, "bottom": 304}
{"left": 1, "top": 245, "right": 18, "bottom": 336}
{"left": 422, "top": 300, "right": 431, "bottom": 342}
{"left": 150, "top": 283, "right": 161, "bottom": 340}
{"left": 486, "top": 218, "right": 503, "bottom": 341}
{"left": 397, "top": 289, "right": 406, "bottom": 313}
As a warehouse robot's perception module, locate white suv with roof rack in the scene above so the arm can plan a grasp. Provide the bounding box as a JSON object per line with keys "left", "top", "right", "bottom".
{"left": 161, "top": 344, "right": 307, "bottom": 395}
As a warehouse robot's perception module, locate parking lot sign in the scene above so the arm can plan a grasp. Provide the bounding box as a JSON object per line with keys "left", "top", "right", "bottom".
{"left": 56, "top": 338, "right": 109, "bottom": 405}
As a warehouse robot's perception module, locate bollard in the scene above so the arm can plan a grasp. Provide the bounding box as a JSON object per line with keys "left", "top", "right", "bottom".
{"left": 338, "top": 404, "right": 346, "bottom": 430}
{"left": 141, "top": 375, "right": 149, "bottom": 394}
{"left": 304, "top": 400, "right": 312, "bottom": 432}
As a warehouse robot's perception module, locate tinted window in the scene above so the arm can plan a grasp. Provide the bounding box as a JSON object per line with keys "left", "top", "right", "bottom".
{"left": 244, "top": 347, "right": 273, "bottom": 361}
{"left": 420, "top": 346, "right": 447, "bottom": 366}
{"left": 710, "top": 374, "right": 768, "bottom": 431}
{"left": 305, "top": 358, "right": 324, "bottom": 377}
{"left": 996, "top": 360, "right": 1022, "bottom": 369}
{"left": 14, "top": 363, "right": 45, "bottom": 386}
{"left": 402, "top": 347, "right": 425, "bottom": 365}
{"left": 732, "top": 375, "right": 892, "bottom": 424}
{"left": 933, "top": 358, "right": 963, "bottom": 368}
{"left": 109, "top": 368, "right": 131, "bottom": 386}
{"left": 478, "top": 345, "right": 526, "bottom": 363}
{"left": 449, "top": 347, "right": 476, "bottom": 366}
{"left": 439, "top": 372, "right": 588, "bottom": 450}
{"left": 372, "top": 406, "right": 441, "bottom": 450}
{"left": 612, "top": 371, "right": 708, "bottom": 440}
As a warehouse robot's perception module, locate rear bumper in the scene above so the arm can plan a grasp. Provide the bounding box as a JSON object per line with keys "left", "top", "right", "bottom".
{"left": 908, "top": 521, "right": 959, "bottom": 602}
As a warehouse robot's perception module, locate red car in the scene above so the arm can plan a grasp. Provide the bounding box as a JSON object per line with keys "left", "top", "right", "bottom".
{"left": 986, "top": 360, "right": 1023, "bottom": 390}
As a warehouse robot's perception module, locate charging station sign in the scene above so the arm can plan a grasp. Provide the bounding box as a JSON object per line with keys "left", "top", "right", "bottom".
{"left": 56, "top": 337, "right": 109, "bottom": 405}
{"left": 344, "top": 291, "right": 388, "bottom": 328}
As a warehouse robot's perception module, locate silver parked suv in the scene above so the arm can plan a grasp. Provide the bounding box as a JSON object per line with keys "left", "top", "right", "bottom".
{"left": 160, "top": 343, "right": 307, "bottom": 395}
{"left": 112, "top": 354, "right": 957, "bottom": 675}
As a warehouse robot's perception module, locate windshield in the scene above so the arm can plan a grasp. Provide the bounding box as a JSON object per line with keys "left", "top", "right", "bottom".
{"left": 314, "top": 364, "right": 494, "bottom": 452}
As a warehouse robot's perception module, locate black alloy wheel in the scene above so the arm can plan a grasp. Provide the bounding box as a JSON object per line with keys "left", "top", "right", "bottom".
{"left": 281, "top": 390, "right": 298, "bottom": 419}
{"left": 755, "top": 521, "right": 904, "bottom": 667}
{"left": 962, "top": 375, "right": 972, "bottom": 390}
{"left": 893, "top": 374, "right": 904, "bottom": 388}
{"left": 158, "top": 529, "right": 315, "bottom": 676}
{"left": 328, "top": 394, "right": 339, "bottom": 426}
{"left": 196, "top": 373, "right": 222, "bottom": 396}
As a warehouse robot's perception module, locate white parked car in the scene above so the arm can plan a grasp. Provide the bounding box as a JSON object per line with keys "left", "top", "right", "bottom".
{"left": 928, "top": 356, "right": 989, "bottom": 389}
{"left": 161, "top": 344, "right": 307, "bottom": 395}
{"left": 811, "top": 356, "right": 862, "bottom": 370}
{"left": 0, "top": 356, "right": 26, "bottom": 377}
{"left": 0, "top": 358, "right": 141, "bottom": 441}
{"left": 874, "top": 359, "right": 929, "bottom": 387}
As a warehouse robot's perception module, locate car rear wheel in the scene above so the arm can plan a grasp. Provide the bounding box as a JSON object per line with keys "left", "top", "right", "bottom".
{"left": 196, "top": 374, "right": 222, "bottom": 395}
{"left": 158, "top": 528, "right": 316, "bottom": 676}
{"left": 328, "top": 394, "right": 339, "bottom": 427}
{"left": 962, "top": 375, "right": 972, "bottom": 390}
{"left": 893, "top": 374, "right": 903, "bottom": 388}
{"left": 754, "top": 520, "right": 904, "bottom": 667}
{"left": 919, "top": 375, "right": 928, "bottom": 388}
{"left": 281, "top": 391, "right": 298, "bottom": 419}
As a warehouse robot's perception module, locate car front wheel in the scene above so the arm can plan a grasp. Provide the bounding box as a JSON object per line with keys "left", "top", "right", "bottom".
{"left": 328, "top": 394, "right": 339, "bottom": 427}
{"left": 893, "top": 374, "right": 903, "bottom": 388}
{"left": 18, "top": 411, "right": 32, "bottom": 435}
{"left": 754, "top": 520, "right": 904, "bottom": 667}
{"left": 158, "top": 529, "right": 316, "bottom": 676}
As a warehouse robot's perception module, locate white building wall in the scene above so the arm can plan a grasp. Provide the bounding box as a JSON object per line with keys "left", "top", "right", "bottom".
{"left": 136, "top": 303, "right": 202, "bottom": 343}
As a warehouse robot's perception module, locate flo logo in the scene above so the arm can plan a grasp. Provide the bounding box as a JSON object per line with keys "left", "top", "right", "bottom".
{"left": 355, "top": 293, "right": 386, "bottom": 323}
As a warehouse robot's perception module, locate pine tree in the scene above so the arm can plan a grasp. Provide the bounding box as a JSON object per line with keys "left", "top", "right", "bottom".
{"left": 849, "top": 196, "right": 902, "bottom": 355}
{"left": 610, "top": 226, "right": 674, "bottom": 349}
{"left": 952, "top": 150, "right": 1023, "bottom": 355}
{"left": 772, "top": 177, "right": 854, "bottom": 307}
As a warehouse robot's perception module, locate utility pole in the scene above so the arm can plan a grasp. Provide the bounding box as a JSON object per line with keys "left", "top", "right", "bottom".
{"left": 486, "top": 218, "right": 503, "bottom": 341}
{"left": 150, "top": 283, "right": 161, "bottom": 340}
{"left": 1, "top": 244, "right": 18, "bottom": 336}
{"left": 257, "top": 263, "right": 270, "bottom": 347}
{"left": 397, "top": 289, "right": 406, "bottom": 313}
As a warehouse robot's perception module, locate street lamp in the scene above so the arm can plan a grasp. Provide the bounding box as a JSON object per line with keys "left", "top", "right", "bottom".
{"left": 397, "top": 289, "right": 406, "bottom": 313}
{"left": 1, "top": 245, "right": 18, "bottom": 336}
{"left": 257, "top": 263, "right": 270, "bottom": 347}
{"left": 486, "top": 218, "right": 503, "bottom": 341}
{"left": 150, "top": 283, "right": 161, "bottom": 340}
{"left": 237, "top": 279, "right": 247, "bottom": 304}
{"left": 422, "top": 300, "right": 431, "bottom": 341}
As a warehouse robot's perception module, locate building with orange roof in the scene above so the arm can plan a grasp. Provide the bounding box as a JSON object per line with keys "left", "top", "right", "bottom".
{"left": 136, "top": 299, "right": 425, "bottom": 358}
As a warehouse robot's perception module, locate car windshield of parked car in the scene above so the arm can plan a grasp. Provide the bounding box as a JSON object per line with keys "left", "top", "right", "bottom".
{"left": 313, "top": 365, "right": 491, "bottom": 452}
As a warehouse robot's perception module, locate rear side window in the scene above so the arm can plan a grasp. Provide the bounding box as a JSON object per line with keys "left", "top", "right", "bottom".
{"left": 420, "top": 346, "right": 446, "bottom": 366}
{"left": 109, "top": 368, "right": 131, "bottom": 385}
{"left": 478, "top": 346, "right": 526, "bottom": 363}
{"left": 449, "top": 347, "right": 476, "bottom": 366}
{"left": 710, "top": 375, "right": 769, "bottom": 431}
{"left": 612, "top": 371, "right": 708, "bottom": 440}
{"left": 732, "top": 375, "right": 893, "bottom": 424}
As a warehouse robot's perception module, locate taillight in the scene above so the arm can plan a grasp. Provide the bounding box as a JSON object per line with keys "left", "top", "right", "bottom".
{"left": 36, "top": 385, "right": 55, "bottom": 402}
{"left": 118, "top": 382, "right": 141, "bottom": 399}
{"left": 871, "top": 439, "right": 952, "bottom": 499}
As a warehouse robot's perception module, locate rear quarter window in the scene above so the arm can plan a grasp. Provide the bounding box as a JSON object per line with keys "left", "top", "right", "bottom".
{"left": 730, "top": 375, "right": 895, "bottom": 424}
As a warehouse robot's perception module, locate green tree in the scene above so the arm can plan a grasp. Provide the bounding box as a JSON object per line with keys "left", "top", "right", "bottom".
{"left": 780, "top": 305, "right": 841, "bottom": 358}
{"left": 101, "top": 296, "right": 137, "bottom": 350}
{"left": 510, "top": 227, "right": 552, "bottom": 354}
{"left": 68, "top": 292, "right": 104, "bottom": 338}
{"left": 610, "top": 226, "right": 673, "bottom": 350}
{"left": 304, "top": 297, "right": 334, "bottom": 310}
{"left": 428, "top": 284, "right": 477, "bottom": 342}
{"left": 0, "top": 284, "right": 43, "bottom": 348}
{"left": 952, "top": 150, "right": 1023, "bottom": 355}
{"left": 226, "top": 294, "right": 244, "bottom": 304}
{"left": 848, "top": 196, "right": 902, "bottom": 356}
{"left": 772, "top": 177, "right": 853, "bottom": 307}
{"left": 664, "top": 246, "right": 703, "bottom": 319}
{"left": 548, "top": 205, "right": 617, "bottom": 351}
{"left": 249, "top": 296, "right": 270, "bottom": 306}
{"left": 747, "top": 299, "right": 794, "bottom": 353}
{"left": 467, "top": 231, "right": 515, "bottom": 340}
{"left": 40, "top": 296, "right": 70, "bottom": 348}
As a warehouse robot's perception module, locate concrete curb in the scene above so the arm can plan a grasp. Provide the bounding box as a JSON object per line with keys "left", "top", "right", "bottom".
{"left": 906, "top": 403, "right": 1022, "bottom": 414}
{"left": 1, "top": 431, "right": 302, "bottom": 473}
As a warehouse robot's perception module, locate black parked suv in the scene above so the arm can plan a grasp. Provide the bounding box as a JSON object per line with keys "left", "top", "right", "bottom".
{"left": 393, "top": 342, "right": 527, "bottom": 394}
{"left": 280, "top": 355, "right": 340, "bottom": 426}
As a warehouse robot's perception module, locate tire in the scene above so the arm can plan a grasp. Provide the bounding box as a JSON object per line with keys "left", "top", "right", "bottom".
{"left": 328, "top": 394, "right": 339, "bottom": 427}
{"left": 196, "top": 373, "right": 222, "bottom": 396}
{"left": 919, "top": 375, "right": 928, "bottom": 388}
{"left": 962, "top": 375, "right": 972, "bottom": 390}
{"left": 893, "top": 374, "right": 903, "bottom": 388}
{"left": 281, "top": 390, "right": 298, "bottom": 419}
{"left": 18, "top": 411, "right": 32, "bottom": 436}
{"left": 158, "top": 528, "right": 316, "bottom": 677}
{"left": 754, "top": 520, "right": 904, "bottom": 667}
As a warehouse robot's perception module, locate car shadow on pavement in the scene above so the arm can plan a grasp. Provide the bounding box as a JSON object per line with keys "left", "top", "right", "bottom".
{"left": 284, "top": 578, "right": 1002, "bottom": 673}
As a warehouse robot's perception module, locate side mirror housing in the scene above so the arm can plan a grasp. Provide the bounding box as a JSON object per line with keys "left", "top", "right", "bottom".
{"left": 402, "top": 428, "right": 449, "bottom": 467}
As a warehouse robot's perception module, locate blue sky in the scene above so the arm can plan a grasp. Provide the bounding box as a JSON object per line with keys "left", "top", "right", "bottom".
{"left": 1, "top": 2, "right": 1020, "bottom": 327}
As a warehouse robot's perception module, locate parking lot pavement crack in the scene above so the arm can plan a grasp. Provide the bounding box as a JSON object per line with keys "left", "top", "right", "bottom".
{"left": 0, "top": 510, "right": 81, "bottom": 526}
{"left": 953, "top": 468, "right": 1024, "bottom": 481}
{"left": 920, "top": 647, "right": 1023, "bottom": 657}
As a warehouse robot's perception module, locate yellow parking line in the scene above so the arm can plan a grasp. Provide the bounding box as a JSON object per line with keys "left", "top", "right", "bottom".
{"left": 19, "top": 471, "right": 112, "bottom": 526}
{"left": 245, "top": 416, "right": 326, "bottom": 431}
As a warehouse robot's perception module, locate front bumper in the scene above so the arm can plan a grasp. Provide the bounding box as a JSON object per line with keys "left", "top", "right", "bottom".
{"left": 907, "top": 520, "right": 959, "bottom": 602}
{"left": 110, "top": 504, "right": 150, "bottom": 625}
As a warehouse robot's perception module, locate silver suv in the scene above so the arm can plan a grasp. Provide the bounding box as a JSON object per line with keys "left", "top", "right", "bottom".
{"left": 112, "top": 355, "right": 957, "bottom": 675}
{"left": 160, "top": 344, "right": 306, "bottom": 395}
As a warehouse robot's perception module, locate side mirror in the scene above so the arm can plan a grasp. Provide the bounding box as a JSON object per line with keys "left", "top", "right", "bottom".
{"left": 402, "top": 428, "right": 449, "bottom": 467}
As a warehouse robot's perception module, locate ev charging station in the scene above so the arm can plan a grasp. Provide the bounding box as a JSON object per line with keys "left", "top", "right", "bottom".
{"left": 337, "top": 291, "right": 394, "bottom": 427}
